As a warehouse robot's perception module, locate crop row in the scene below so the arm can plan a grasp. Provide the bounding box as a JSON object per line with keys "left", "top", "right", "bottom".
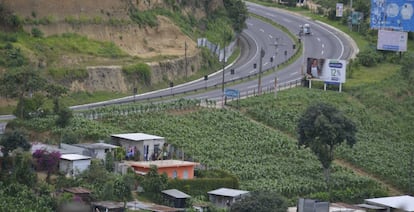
{"left": 229, "top": 86, "right": 414, "bottom": 192}
{"left": 102, "top": 108, "right": 386, "bottom": 203}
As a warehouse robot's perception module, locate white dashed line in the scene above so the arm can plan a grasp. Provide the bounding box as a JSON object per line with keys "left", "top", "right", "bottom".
{"left": 260, "top": 28, "right": 265, "bottom": 33}
{"left": 269, "top": 34, "right": 273, "bottom": 39}
{"left": 317, "top": 37, "right": 321, "bottom": 42}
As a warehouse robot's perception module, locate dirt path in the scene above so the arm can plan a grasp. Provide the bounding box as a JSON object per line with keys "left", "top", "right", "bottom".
{"left": 335, "top": 159, "right": 403, "bottom": 196}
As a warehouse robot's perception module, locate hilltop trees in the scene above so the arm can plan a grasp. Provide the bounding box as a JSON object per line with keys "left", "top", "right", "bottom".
{"left": 297, "top": 102, "right": 357, "bottom": 190}
{"left": 223, "top": 0, "right": 248, "bottom": 33}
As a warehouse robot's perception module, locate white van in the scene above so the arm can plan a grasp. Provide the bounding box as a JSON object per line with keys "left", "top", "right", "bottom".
{"left": 299, "top": 24, "right": 311, "bottom": 35}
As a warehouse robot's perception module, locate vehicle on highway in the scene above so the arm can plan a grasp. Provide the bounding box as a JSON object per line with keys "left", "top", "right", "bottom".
{"left": 299, "top": 23, "right": 311, "bottom": 36}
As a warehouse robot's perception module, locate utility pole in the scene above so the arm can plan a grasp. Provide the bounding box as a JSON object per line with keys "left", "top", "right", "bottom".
{"left": 185, "top": 41, "right": 188, "bottom": 78}
{"left": 274, "top": 77, "right": 278, "bottom": 97}
{"left": 221, "top": 44, "right": 226, "bottom": 93}
{"left": 257, "top": 48, "right": 265, "bottom": 95}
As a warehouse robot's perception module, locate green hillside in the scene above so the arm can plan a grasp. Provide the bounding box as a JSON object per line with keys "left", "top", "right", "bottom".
{"left": 16, "top": 59, "right": 409, "bottom": 205}
{"left": 228, "top": 62, "right": 414, "bottom": 193}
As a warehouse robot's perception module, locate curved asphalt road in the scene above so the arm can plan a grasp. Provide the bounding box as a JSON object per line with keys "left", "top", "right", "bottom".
{"left": 182, "top": 2, "right": 357, "bottom": 102}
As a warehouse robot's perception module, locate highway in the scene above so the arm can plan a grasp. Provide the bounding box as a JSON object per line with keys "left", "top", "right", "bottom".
{"left": 185, "top": 2, "right": 357, "bottom": 102}
{"left": 0, "top": 2, "right": 357, "bottom": 119}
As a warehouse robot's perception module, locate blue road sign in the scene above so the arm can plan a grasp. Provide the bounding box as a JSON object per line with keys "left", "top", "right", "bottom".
{"left": 224, "top": 88, "right": 239, "bottom": 98}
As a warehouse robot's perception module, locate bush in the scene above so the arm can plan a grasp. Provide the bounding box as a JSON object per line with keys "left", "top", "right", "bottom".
{"left": 357, "top": 47, "right": 382, "bottom": 67}
{"left": 48, "top": 67, "right": 88, "bottom": 81}
{"left": 122, "top": 63, "right": 152, "bottom": 85}
{"left": 31, "top": 27, "right": 44, "bottom": 38}
{"left": 129, "top": 8, "right": 159, "bottom": 27}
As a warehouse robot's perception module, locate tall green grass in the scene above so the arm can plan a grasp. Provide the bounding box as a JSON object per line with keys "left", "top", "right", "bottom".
{"left": 18, "top": 33, "right": 127, "bottom": 60}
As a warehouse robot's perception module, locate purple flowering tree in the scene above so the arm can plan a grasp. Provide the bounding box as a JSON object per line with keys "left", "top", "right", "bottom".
{"left": 32, "top": 149, "right": 61, "bottom": 182}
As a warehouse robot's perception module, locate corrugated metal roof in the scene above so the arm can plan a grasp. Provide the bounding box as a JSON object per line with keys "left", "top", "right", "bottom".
{"left": 31, "top": 142, "right": 76, "bottom": 155}
{"left": 162, "top": 189, "right": 190, "bottom": 199}
{"left": 111, "top": 133, "right": 164, "bottom": 141}
{"left": 207, "top": 188, "right": 249, "bottom": 197}
{"left": 60, "top": 154, "right": 91, "bottom": 161}
{"left": 92, "top": 201, "right": 124, "bottom": 209}
{"left": 365, "top": 195, "right": 414, "bottom": 211}
{"left": 64, "top": 187, "right": 92, "bottom": 194}
{"left": 125, "top": 160, "right": 198, "bottom": 168}
{"left": 74, "top": 143, "right": 119, "bottom": 150}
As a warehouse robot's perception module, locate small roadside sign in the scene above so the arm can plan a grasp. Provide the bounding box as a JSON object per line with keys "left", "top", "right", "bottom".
{"left": 224, "top": 88, "right": 239, "bottom": 98}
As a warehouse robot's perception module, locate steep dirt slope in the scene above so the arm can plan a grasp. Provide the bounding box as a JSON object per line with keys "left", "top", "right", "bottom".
{"left": 1, "top": 0, "right": 224, "bottom": 58}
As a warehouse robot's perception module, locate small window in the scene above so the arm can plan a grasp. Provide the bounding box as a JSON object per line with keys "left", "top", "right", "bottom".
{"left": 173, "top": 170, "right": 177, "bottom": 179}
{"left": 183, "top": 170, "right": 189, "bottom": 179}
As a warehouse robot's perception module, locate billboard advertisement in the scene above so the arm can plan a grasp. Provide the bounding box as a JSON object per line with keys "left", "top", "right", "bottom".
{"left": 377, "top": 29, "right": 408, "bottom": 51}
{"left": 307, "top": 58, "right": 347, "bottom": 83}
{"left": 371, "top": 0, "right": 414, "bottom": 31}
{"left": 336, "top": 3, "right": 344, "bottom": 17}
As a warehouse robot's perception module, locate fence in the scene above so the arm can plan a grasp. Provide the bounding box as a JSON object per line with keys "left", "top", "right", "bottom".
{"left": 197, "top": 38, "right": 237, "bottom": 62}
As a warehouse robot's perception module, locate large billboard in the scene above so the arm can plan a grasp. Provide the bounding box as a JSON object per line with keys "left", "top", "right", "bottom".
{"left": 306, "top": 58, "right": 347, "bottom": 83}
{"left": 336, "top": 3, "right": 344, "bottom": 17}
{"left": 377, "top": 29, "right": 408, "bottom": 51}
{"left": 371, "top": 0, "right": 414, "bottom": 32}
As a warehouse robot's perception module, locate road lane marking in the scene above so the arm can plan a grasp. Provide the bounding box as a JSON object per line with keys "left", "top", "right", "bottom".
{"left": 317, "top": 37, "right": 321, "bottom": 42}
{"left": 248, "top": 85, "right": 257, "bottom": 89}
{"left": 260, "top": 28, "right": 265, "bottom": 33}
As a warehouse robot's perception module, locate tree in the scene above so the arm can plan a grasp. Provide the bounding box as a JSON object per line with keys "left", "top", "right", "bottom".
{"left": 0, "top": 130, "right": 31, "bottom": 157}
{"left": 45, "top": 84, "right": 68, "bottom": 114}
{"left": 230, "top": 191, "right": 288, "bottom": 212}
{"left": 0, "top": 68, "right": 46, "bottom": 119}
{"left": 32, "top": 149, "right": 61, "bottom": 183}
{"left": 142, "top": 165, "right": 168, "bottom": 201}
{"left": 223, "top": 0, "right": 248, "bottom": 33}
{"left": 55, "top": 107, "right": 73, "bottom": 128}
{"left": 113, "top": 175, "right": 133, "bottom": 208}
{"left": 105, "top": 150, "right": 115, "bottom": 172}
{"left": 297, "top": 103, "right": 357, "bottom": 189}
{"left": 12, "top": 151, "right": 37, "bottom": 187}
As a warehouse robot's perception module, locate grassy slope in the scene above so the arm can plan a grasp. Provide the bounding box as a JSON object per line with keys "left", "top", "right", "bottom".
{"left": 244, "top": 0, "right": 414, "bottom": 192}
{"left": 228, "top": 63, "right": 414, "bottom": 193}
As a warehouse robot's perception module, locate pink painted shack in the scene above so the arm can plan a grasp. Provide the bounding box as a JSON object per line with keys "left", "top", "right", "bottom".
{"left": 126, "top": 160, "right": 198, "bottom": 179}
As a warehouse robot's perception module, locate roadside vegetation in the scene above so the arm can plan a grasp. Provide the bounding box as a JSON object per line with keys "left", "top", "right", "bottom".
{"left": 1, "top": 0, "right": 414, "bottom": 210}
